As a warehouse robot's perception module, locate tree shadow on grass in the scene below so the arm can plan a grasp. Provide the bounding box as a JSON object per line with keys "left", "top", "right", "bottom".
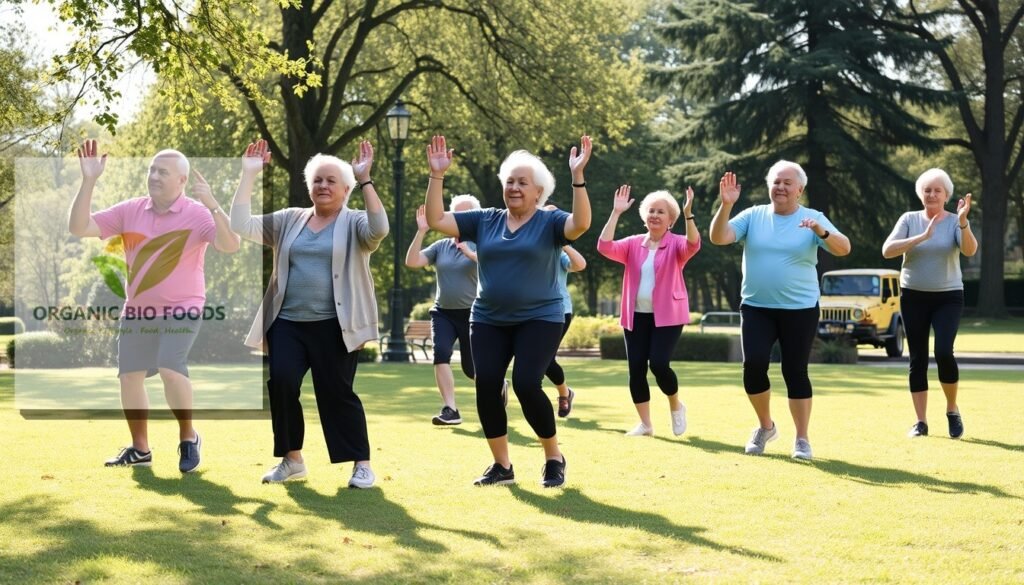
{"left": 283, "top": 482, "right": 502, "bottom": 553}
{"left": 448, "top": 422, "right": 539, "bottom": 448}
{"left": 961, "top": 437, "right": 1024, "bottom": 453}
{"left": 131, "top": 467, "right": 280, "bottom": 529}
{"left": 507, "top": 485, "right": 782, "bottom": 562}
{"left": 686, "top": 436, "right": 1020, "bottom": 499}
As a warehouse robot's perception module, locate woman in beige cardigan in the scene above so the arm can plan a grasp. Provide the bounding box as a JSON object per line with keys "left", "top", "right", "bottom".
{"left": 230, "top": 139, "right": 388, "bottom": 488}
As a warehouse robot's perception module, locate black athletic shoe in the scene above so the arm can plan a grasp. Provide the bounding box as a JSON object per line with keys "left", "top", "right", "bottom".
{"left": 178, "top": 433, "right": 202, "bottom": 473}
{"left": 946, "top": 411, "right": 964, "bottom": 439}
{"left": 541, "top": 456, "right": 566, "bottom": 488}
{"left": 432, "top": 406, "right": 462, "bottom": 426}
{"left": 908, "top": 421, "right": 929, "bottom": 438}
{"left": 105, "top": 446, "right": 152, "bottom": 467}
{"left": 557, "top": 388, "right": 575, "bottom": 418}
{"left": 473, "top": 463, "right": 515, "bottom": 486}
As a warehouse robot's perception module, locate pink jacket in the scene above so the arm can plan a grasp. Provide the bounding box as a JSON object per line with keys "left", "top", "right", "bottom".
{"left": 597, "top": 231, "right": 700, "bottom": 330}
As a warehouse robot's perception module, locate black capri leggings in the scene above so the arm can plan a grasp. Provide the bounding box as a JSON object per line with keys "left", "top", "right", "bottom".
{"left": 430, "top": 308, "right": 474, "bottom": 379}
{"left": 623, "top": 312, "right": 683, "bottom": 404}
{"left": 740, "top": 304, "right": 819, "bottom": 400}
{"left": 470, "top": 320, "right": 564, "bottom": 440}
{"left": 900, "top": 288, "right": 963, "bottom": 392}
{"left": 544, "top": 313, "right": 573, "bottom": 386}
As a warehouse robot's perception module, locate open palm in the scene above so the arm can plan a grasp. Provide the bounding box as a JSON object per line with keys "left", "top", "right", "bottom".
{"left": 427, "top": 135, "right": 453, "bottom": 175}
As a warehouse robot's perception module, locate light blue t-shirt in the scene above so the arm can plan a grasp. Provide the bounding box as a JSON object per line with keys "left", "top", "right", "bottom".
{"left": 453, "top": 208, "right": 570, "bottom": 325}
{"left": 557, "top": 251, "right": 572, "bottom": 315}
{"left": 729, "top": 204, "right": 837, "bottom": 309}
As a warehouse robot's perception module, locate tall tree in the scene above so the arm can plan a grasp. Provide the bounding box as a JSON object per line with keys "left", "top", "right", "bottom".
{"left": 653, "top": 0, "right": 949, "bottom": 278}
{"left": 879, "top": 0, "right": 1024, "bottom": 316}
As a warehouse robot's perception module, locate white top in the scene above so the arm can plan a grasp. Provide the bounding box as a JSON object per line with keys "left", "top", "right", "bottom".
{"left": 635, "top": 246, "right": 657, "bottom": 313}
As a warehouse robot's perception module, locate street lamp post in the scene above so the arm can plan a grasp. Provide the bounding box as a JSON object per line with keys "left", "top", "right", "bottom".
{"left": 382, "top": 99, "right": 412, "bottom": 362}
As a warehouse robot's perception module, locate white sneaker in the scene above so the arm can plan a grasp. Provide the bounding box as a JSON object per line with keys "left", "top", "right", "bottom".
{"left": 744, "top": 423, "right": 778, "bottom": 455}
{"left": 792, "top": 438, "right": 813, "bottom": 460}
{"left": 671, "top": 404, "right": 687, "bottom": 436}
{"left": 348, "top": 464, "right": 375, "bottom": 489}
{"left": 625, "top": 422, "right": 654, "bottom": 436}
{"left": 261, "top": 458, "right": 307, "bottom": 483}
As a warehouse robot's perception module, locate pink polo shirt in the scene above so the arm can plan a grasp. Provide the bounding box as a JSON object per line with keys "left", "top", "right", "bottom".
{"left": 93, "top": 195, "right": 216, "bottom": 310}
{"left": 597, "top": 231, "right": 701, "bottom": 330}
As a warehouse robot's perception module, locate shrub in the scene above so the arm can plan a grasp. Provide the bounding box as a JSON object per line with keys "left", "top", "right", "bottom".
{"left": 0, "top": 317, "right": 25, "bottom": 334}
{"left": 600, "top": 332, "right": 733, "bottom": 362}
{"left": 410, "top": 300, "right": 434, "bottom": 320}
{"left": 358, "top": 343, "right": 379, "bottom": 363}
{"left": 563, "top": 315, "right": 620, "bottom": 349}
{"left": 811, "top": 336, "right": 858, "bottom": 364}
{"left": 7, "top": 332, "right": 68, "bottom": 368}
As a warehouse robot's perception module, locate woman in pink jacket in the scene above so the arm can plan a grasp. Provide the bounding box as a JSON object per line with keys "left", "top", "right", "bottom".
{"left": 597, "top": 186, "right": 700, "bottom": 437}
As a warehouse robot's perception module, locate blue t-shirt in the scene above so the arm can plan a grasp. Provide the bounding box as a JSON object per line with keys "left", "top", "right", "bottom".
{"left": 729, "top": 204, "right": 836, "bottom": 309}
{"left": 557, "top": 252, "right": 572, "bottom": 315}
{"left": 453, "top": 208, "right": 570, "bottom": 325}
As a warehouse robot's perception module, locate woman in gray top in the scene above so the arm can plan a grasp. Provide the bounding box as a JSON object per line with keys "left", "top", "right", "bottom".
{"left": 406, "top": 196, "right": 482, "bottom": 426}
{"left": 883, "top": 168, "right": 978, "bottom": 439}
{"left": 230, "top": 139, "right": 389, "bottom": 487}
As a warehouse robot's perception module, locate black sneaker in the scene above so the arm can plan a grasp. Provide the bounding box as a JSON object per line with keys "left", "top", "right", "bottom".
{"left": 473, "top": 463, "right": 515, "bottom": 486}
{"left": 105, "top": 446, "right": 152, "bottom": 467}
{"left": 178, "top": 433, "right": 202, "bottom": 473}
{"left": 541, "top": 456, "right": 566, "bottom": 488}
{"left": 907, "top": 421, "right": 929, "bottom": 438}
{"left": 557, "top": 388, "right": 575, "bottom": 418}
{"left": 432, "top": 406, "right": 462, "bottom": 426}
{"left": 947, "top": 411, "right": 964, "bottom": 439}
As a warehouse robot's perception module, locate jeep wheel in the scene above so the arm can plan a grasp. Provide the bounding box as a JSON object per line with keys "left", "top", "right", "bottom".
{"left": 885, "top": 320, "right": 905, "bottom": 357}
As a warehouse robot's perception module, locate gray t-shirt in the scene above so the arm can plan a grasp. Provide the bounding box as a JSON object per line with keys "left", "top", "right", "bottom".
{"left": 423, "top": 238, "right": 478, "bottom": 310}
{"left": 279, "top": 221, "right": 338, "bottom": 321}
{"left": 886, "top": 211, "right": 964, "bottom": 292}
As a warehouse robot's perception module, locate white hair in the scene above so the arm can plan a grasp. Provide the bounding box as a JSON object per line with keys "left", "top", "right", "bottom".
{"left": 915, "top": 168, "right": 954, "bottom": 200}
{"left": 497, "top": 150, "right": 555, "bottom": 206}
{"left": 638, "top": 190, "right": 680, "bottom": 224}
{"left": 152, "top": 149, "right": 190, "bottom": 177}
{"left": 304, "top": 154, "right": 356, "bottom": 205}
{"left": 765, "top": 160, "right": 807, "bottom": 191}
{"left": 449, "top": 193, "right": 481, "bottom": 211}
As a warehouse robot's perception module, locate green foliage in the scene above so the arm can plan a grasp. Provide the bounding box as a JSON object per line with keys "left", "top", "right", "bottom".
{"left": 563, "top": 316, "right": 621, "bottom": 349}
{"left": 811, "top": 336, "right": 858, "bottom": 365}
{"left": 410, "top": 300, "right": 434, "bottom": 321}
{"left": 358, "top": 343, "right": 379, "bottom": 363}
{"left": 0, "top": 317, "right": 24, "bottom": 335}
{"left": 599, "top": 332, "right": 733, "bottom": 361}
{"left": 7, "top": 331, "right": 64, "bottom": 368}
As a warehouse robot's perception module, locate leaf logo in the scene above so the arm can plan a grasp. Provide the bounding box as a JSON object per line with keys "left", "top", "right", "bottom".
{"left": 92, "top": 230, "right": 191, "bottom": 299}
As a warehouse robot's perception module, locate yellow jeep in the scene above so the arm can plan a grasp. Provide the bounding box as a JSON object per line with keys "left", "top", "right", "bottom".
{"left": 818, "top": 269, "right": 905, "bottom": 357}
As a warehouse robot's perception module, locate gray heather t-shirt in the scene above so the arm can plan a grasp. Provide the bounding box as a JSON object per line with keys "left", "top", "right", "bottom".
{"left": 886, "top": 211, "right": 964, "bottom": 292}
{"left": 422, "top": 238, "right": 478, "bottom": 309}
{"left": 279, "top": 221, "right": 338, "bottom": 321}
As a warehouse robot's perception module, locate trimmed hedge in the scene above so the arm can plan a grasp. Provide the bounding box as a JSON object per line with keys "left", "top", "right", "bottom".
{"left": 0, "top": 317, "right": 25, "bottom": 335}
{"left": 600, "top": 333, "right": 734, "bottom": 362}
{"left": 7, "top": 332, "right": 67, "bottom": 368}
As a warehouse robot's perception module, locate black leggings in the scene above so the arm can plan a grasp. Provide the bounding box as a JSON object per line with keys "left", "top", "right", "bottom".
{"left": 544, "top": 313, "right": 573, "bottom": 386}
{"left": 623, "top": 312, "right": 683, "bottom": 404}
{"left": 901, "top": 288, "right": 963, "bottom": 392}
{"left": 470, "top": 320, "right": 564, "bottom": 439}
{"left": 430, "top": 308, "right": 474, "bottom": 379}
{"left": 266, "top": 318, "right": 368, "bottom": 463}
{"left": 740, "top": 304, "right": 819, "bottom": 399}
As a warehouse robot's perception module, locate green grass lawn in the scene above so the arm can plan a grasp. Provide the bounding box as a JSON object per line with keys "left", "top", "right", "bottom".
{"left": 2, "top": 361, "right": 1023, "bottom": 584}
{"left": 954, "top": 317, "right": 1024, "bottom": 352}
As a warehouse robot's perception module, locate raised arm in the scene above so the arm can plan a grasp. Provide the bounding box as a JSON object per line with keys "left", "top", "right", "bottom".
{"left": 709, "top": 172, "right": 739, "bottom": 245}
{"left": 563, "top": 245, "right": 586, "bottom": 272}
{"left": 682, "top": 186, "right": 698, "bottom": 244}
{"left": 69, "top": 139, "right": 105, "bottom": 238}
{"left": 599, "top": 185, "right": 633, "bottom": 242}
{"left": 191, "top": 169, "right": 240, "bottom": 253}
{"left": 406, "top": 205, "right": 431, "bottom": 268}
{"left": 882, "top": 215, "right": 935, "bottom": 258}
{"left": 352, "top": 140, "right": 383, "bottom": 215}
{"left": 564, "top": 135, "right": 592, "bottom": 240}
{"left": 229, "top": 138, "right": 274, "bottom": 244}
{"left": 424, "top": 135, "right": 460, "bottom": 237}
{"left": 957, "top": 193, "right": 978, "bottom": 257}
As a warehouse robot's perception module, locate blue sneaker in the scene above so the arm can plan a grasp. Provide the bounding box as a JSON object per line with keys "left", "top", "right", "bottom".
{"left": 178, "top": 433, "right": 201, "bottom": 473}
{"left": 946, "top": 412, "right": 964, "bottom": 439}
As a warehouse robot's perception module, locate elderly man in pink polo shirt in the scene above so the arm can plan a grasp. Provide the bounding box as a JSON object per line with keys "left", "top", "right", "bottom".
{"left": 69, "top": 139, "right": 240, "bottom": 473}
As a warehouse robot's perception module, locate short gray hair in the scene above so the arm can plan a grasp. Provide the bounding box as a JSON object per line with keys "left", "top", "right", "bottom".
{"left": 915, "top": 168, "right": 954, "bottom": 200}
{"left": 498, "top": 150, "right": 555, "bottom": 206}
{"left": 765, "top": 160, "right": 807, "bottom": 191}
{"left": 638, "top": 190, "right": 680, "bottom": 224}
{"left": 304, "top": 154, "right": 356, "bottom": 204}
{"left": 450, "top": 193, "right": 481, "bottom": 211}
{"left": 152, "top": 149, "right": 190, "bottom": 177}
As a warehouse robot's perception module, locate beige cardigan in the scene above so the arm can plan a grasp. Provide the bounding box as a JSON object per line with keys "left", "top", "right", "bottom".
{"left": 230, "top": 203, "right": 389, "bottom": 352}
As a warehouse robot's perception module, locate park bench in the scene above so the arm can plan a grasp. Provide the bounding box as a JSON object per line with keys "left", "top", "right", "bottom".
{"left": 380, "top": 319, "right": 433, "bottom": 361}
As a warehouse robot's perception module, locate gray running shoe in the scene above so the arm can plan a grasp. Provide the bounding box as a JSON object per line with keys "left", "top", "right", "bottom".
{"left": 744, "top": 423, "right": 778, "bottom": 454}
{"left": 671, "top": 404, "right": 687, "bottom": 436}
{"left": 792, "top": 438, "right": 813, "bottom": 460}
{"left": 348, "top": 464, "right": 375, "bottom": 489}
{"left": 261, "top": 458, "right": 307, "bottom": 483}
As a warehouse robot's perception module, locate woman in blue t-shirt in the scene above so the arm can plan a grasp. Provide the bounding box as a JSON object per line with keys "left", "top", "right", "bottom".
{"left": 423, "top": 134, "right": 592, "bottom": 488}
{"left": 709, "top": 161, "right": 851, "bottom": 461}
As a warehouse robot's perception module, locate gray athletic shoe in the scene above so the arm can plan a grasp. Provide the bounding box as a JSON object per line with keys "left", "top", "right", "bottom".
{"left": 671, "top": 404, "right": 687, "bottom": 436}
{"left": 744, "top": 423, "right": 778, "bottom": 454}
{"left": 348, "top": 464, "right": 375, "bottom": 489}
{"left": 261, "top": 458, "right": 307, "bottom": 483}
{"left": 792, "top": 438, "right": 813, "bottom": 460}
